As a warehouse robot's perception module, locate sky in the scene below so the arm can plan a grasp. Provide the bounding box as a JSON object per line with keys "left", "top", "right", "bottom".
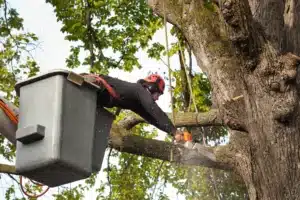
{"left": 8, "top": 0, "right": 186, "bottom": 111}
{"left": 0, "top": 0, "right": 202, "bottom": 199}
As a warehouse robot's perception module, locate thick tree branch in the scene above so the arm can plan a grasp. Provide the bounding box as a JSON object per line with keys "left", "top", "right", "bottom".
{"left": 0, "top": 97, "right": 232, "bottom": 171}
{"left": 118, "top": 109, "right": 223, "bottom": 130}
{"left": 109, "top": 124, "right": 232, "bottom": 170}
{"left": 147, "top": 0, "right": 181, "bottom": 28}
{"left": 84, "top": 0, "right": 95, "bottom": 69}
{"left": 0, "top": 163, "right": 16, "bottom": 174}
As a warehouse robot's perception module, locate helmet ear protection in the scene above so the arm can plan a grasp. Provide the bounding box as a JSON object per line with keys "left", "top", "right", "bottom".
{"left": 146, "top": 82, "right": 160, "bottom": 94}
{"left": 143, "top": 74, "right": 165, "bottom": 94}
{"left": 155, "top": 77, "right": 165, "bottom": 94}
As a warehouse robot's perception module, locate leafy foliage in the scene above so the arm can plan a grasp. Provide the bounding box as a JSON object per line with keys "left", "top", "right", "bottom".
{"left": 0, "top": 0, "right": 39, "bottom": 100}
{"left": 172, "top": 166, "right": 248, "bottom": 200}
{"left": 0, "top": 0, "right": 248, "bottom": 199}
{"left": 96, "top": 125, "right": 179, "bottom": 200}
{"left": 0, "top": 0, "right": 40, "bottom": 158}
{"left": 0, "top": 0, "right": 40, "bottom": 165}
{"left": 46, "top": 0, "right": 163, "bottom": 74}
{"left": 0, "top": 0, "right": 41, "bottom": 199}
{"left": 173, "top": 72, "right": 212, "bottom": 112}
{"left": 53, "top": 186, "right": 85, "bottom": 200}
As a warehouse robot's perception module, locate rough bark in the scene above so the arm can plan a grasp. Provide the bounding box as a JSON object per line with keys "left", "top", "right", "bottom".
{"left": 148, "top": 0, "right": 300, "bottom": 199}
{"left": 119, "top": 109, "right": 223, "bottom": 130}
{"left": 248, "top": 0, "right": 300, "bottom": 54}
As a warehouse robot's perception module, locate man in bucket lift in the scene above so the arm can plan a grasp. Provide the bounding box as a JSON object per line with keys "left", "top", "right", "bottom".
{"left": 81, "top": 73, "right": 185, "bottom": 142}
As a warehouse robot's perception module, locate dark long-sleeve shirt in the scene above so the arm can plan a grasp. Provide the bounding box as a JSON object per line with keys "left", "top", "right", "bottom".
{"left": 87, "top": 74, "right": 177, "bottom": 136}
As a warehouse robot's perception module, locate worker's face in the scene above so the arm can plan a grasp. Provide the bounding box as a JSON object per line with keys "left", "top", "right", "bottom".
{"left": 151, "top": 92, "right": 161, "bottom": 101}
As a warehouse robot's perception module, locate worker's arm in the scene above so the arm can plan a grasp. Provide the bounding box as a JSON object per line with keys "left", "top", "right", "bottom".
{"left": 133, "top": 86, "right": 177, "bottom": 137}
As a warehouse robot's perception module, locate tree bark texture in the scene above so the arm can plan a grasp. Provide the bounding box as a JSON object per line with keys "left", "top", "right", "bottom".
{"left": 148, "top": 0, "right": 300, "bottom": 199}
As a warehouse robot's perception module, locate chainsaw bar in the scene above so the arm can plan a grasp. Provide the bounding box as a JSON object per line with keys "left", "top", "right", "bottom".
{"left": 177, "top": 141, "right": 216, "bottom": 166}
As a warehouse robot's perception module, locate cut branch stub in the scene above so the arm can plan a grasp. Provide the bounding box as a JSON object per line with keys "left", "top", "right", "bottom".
{"left": 221, "top": 95, "right": 247, "bottom": 131}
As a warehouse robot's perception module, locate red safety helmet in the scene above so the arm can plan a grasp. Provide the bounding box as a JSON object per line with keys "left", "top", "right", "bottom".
{"left": 144, "top": 74, "right": 165, "bottom": 94}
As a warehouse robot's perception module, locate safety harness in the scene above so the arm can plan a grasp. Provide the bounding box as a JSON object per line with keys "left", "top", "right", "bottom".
{"left": 81, "top": 73, "right": 123, "bottom": 117}
{"left": 82, "top": 74, "right": 120, "bottom": 99}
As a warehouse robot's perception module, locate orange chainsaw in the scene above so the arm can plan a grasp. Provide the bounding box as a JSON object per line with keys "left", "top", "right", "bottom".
{"left": 183, "top": 131, "right": 192, "bottom": 142}
{"left": 175, "top": 131, "right": 216, "bottom": 165}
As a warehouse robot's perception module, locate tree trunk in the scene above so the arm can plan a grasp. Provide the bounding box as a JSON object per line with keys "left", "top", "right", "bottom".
{"left": 148, "top": 0, "right": 300, "bottom": 199}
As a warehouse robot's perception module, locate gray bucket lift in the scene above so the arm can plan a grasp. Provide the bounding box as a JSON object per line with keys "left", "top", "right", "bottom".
{"left": 14, "top": 69, "right": 114, "bottom": 187}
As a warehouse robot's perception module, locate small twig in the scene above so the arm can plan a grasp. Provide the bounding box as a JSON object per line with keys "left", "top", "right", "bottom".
{"left": 112, "top": 38, "right": 132, "bottom": 69}
{"left": 83, "top": 0, "right": 95, "bottom": 69}
{"left": 210, "top": 169, "right": 221, "bottom": 200}
{"left": 158, "top": 177, "right": 167, "bottom": 196}
{"left": 3, "top": 0, "right": 39, "bottom": 79}
{"left": 120, "top": 155, "right": 134, "bottom": 176}
{"left": 7, "top": 174, "right": 19, "bottom": 184}
{"left": 150, "top": 160, "right": 165, "bottom": 199}
{"left": 107, "top": 148, "right": 113, "bottom": 199}
{"left": 7, "top": 174, "right": 25, "bottom": 199}
{"left": 4, "top": 0, "right": 13, "bottom": 39}
{"left": 3, "top": 0, "right": 17, "bottom": 80}
{"left": 160, "top": 58, "right": 168, "bottom": 67}
{"left": 202, "top": 129, "right": 221, "bottom": 200}
{"left": 3, "top": 1, "right": 35, "bottom": 55}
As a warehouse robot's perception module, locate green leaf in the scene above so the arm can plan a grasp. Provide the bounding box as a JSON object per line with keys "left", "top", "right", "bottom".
{"left": 147, "top": 43, "right": 165, "bottom": 60}
{"left": 47, "top": 0, "right": 162, "bottom": 72}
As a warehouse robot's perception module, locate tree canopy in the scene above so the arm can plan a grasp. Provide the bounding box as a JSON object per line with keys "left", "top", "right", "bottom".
{"left": 1, "top": 0, "right": 279, "bottom": 199}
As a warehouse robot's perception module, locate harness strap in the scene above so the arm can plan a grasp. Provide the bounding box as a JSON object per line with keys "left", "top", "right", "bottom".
{"left": 82, "top": 74, "right": 119, "bottom": 99}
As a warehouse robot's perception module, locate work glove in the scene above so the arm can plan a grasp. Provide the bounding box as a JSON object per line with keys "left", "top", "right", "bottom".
{"left": 174, "top": 130, "right": 184, "bottom": 143}
{"left": 174, "top": 130, "right": 192, "bottom": 143}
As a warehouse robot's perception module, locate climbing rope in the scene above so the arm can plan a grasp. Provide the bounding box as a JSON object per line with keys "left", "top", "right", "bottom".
{"left": 0, "top": 99, "right": 50, "bottom": 198}
{"left": 163, "top": 2, "right": 175, "bottom": 123}
{"left": 178, "top": 41, "right": 221, "bottom": 200}
{"left": 178, "top": 42, "right": 198, "bottom": 113}
{"left": 162, "top": 2, "right": 177, "bottom": 163}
